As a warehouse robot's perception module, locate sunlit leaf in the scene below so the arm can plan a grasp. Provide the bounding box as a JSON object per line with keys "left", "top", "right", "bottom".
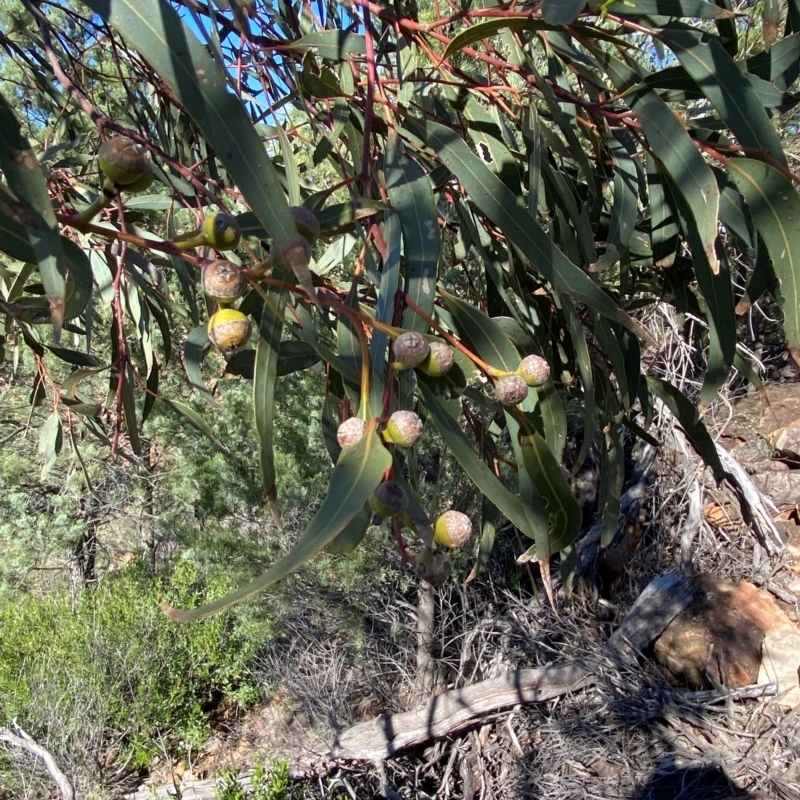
{"left": 727, "top": 158, "right": 800, "bottom": 359}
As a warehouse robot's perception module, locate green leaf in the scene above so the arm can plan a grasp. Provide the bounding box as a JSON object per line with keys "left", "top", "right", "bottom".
{"left": 160, "top": 397, "right": 232, "bottom": 457}
{"left": 517, "top": 430, "right": 581, "bottom": 556}
{"left": 386, "top": 132, "right": 440, "bottom": 334}
{"left": 289, "top": 30, "right": 366, "bottom": 59}
{"left": 38, "top": 409, "right": 62, "bottom": 481}
{"left": 635, "top": 92, "right": 719, "bottom": 272}
{"left": 418, "top": 381, "right": 550, "bottom": 544}
{"left": 542, "top": 0, "right": 586, "bottom": 25}
{"left": 441, "top": 18, "right": 551, "bottom": 61}
{"left": 646, "top": 376, "right": 725, "bottom": 482}
{"left": 254, "top": 279, "right": 289, "bottom": 511}
{"left": 661, "top": 24, "right": 787, "bottom": 170}
{"left": 142, "top": 358, "right": 159, "bottom": 425}
{"left": 727, "top": 158, "right": 800, "bottom": 355}
{"left": 370, "top": 212, "right": 401, "bottom": 412}
{"left": 605, "top": 0, "right": 735, "bottom": 19}
{"left": 0, "top": 95, "right": 66, "bottom": 338}
{"left": 185, "top": 325, "right": 214, "bottom": 405}
{"left": 326, "top": 504, "right": 372, "bottom": 554}
{"left": 83, "top": 0, "right": 302, "bottom": 251}
{"left": 440, "top": 289, "right": 519, "bottom": 372}
{"left": 121, "top": 363, "right": 142, "bottom": 456}
{"left": 164, "top": 423, "right": 391, "bottom": 621}
{"left": 403, "top": 117, "right": 654, "bottom": 346}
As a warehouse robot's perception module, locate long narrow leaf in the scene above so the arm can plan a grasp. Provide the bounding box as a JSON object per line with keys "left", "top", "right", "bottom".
{"left": 163, "top": 423, "right": 391, "bottom": 621}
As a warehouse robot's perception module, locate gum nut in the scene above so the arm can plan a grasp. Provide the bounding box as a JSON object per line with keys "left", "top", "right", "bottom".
{"left": 494, "top": 374, "right": 529, "bottom": 406}
{"left": 290, "top": 206, "right": 321, "bottom": 243}
{"left": 337, "top": 417, "right": 366, "bottom": 449}
{"left": 419, "top": 342, "right": 455, "bottom": 377}
{"left": 434, "top": 511, "right": 472, "bottom": 548}
{"left": 201, "top": 261, "right": 248, "bottom": 303}
{"left": 370, "top": 481, "right": 409, "bottom": 518}
{"left": 393, "top": 331, "right": 430, "bottom": 370}
{"left": 383, "top": 410, "right": 424, "bottom": 447}
{"left": 207, "top": 308, "right": 252, "bottom": 349}
{"left": 97, "top": 137, "right": 152, "bottom": 186}
{"left": 517, "top": 354, "right": 551, "bottom": 387}
{"left": 123, "top": 170, "right": 154, "bottom": 193}
{"left": 202, "top": 212, "right": 241, "bottom": 250}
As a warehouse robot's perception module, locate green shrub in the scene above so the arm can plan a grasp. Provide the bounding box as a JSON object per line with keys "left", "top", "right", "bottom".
{"left": 0, "top": 556, "right": 264, "bottom": 783}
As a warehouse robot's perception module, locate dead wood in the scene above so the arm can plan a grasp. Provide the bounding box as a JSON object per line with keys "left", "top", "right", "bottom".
{"left": 0, "top": 723, "right": 75, "bottom": 800}
{"left": 329, "top": 572, "right": 699, "bottom": 761}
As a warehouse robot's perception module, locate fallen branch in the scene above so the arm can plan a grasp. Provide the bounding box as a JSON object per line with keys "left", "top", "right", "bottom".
{"left": 330, "top": 572, "right": 699, "bottom": 760}
{"left": 0, "top": 723, "right": 74, "bottom": 800}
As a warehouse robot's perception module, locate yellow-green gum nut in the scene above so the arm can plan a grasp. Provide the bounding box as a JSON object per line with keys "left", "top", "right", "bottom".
{"left": 516, "top": 354, "right": 551, "bottom": 387}
{"left": 494, "top": 374, "right": 529, "bottom": 407}
{"left": 434, "top": 510, "right": 472, "bottom": 548}
{"left": 208, "top": 308, "right": 252, "bottom": 349}
{"left": 382, "top": 410, "right": 424, "bottom": 448}
{"left": 418, "top": 342, "right": 455, "bottom": 377}
{"left": 97, "top": 137, "right": 152, "bottom": 186}
{"left": 369, "top": 481, "right": 409, "bottom": 519}
{"left": 336, "top": 417, "right": 366, "bottom": 450}
{"left": 290, "top": 205, "right": 321, "bottom": 243}
{"left": 201, "top": 260, "right": 249, "bottom": 304}
{"left": 393, "top": 331, "right": 430, "bottom": 371}
{"left": 122, "top": 170, "right": 154, "bottom": 194}
{"left": 202, "top": 212, "right": 241, "bottom": 250}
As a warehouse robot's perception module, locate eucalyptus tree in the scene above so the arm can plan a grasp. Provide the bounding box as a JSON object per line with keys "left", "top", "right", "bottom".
{"left": 1, "top": 0, "right": 799, "bottom": 617}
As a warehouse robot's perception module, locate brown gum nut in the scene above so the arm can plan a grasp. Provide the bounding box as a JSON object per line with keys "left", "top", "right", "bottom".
{"left": 393, "top": 331, "right": 430, "bottom": 370}
{"left": 290, "top": 206, "right": 321, "bottom": 243}
{"left": 337, "top": 417, "right": 366, "bottom": 449}
{"left": 97, "top": 137, "right": 152, "bottom": 186}
{"left": 494, "top": 374, "right": 529, "bottom": 406}
{"left": 201, "top": 261, "right": 248, "bottom": 303}
{"left": 371, "top": 481, "right": 409, "bottom": 517}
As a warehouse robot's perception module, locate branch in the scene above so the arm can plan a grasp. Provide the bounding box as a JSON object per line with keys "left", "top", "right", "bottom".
{"left": 330, "top": 572, "right": 699, "bottom": 761}
{"left": 0, "top": 723, "right": 74, "bottom": 800}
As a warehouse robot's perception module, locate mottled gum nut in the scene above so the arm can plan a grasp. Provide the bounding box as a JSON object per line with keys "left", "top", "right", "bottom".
{"left": 369, "top": 481, "right": 409, "bottom": 519}
{"left": 290, "top": 206, "right": 321, "bottom": 243}
{"left": 208, "top": 308, "right": 252, "bottom": 349}
{"left": 97, "top": 137, "right": 152, "bottom": 186}
{"left": 201, "top": 260, "right": 248, "bottom": 303}
{"left": 517, "top": 354, "right": 551, "bottom": 387}
{"left": 336, "top": 417, "right": 366, "bottom": 450}
{"left": 202, "top": 212, "right": 241, "bottom": 250}
{"left": 393, "top": 331, "right": 430, "bottom": 371}
{"left": 418, "top": 342, "right": 455, "bottom": 377}
{"left": 383, "top": 410, "right": 424, "bottom": 448}
{"left": 494, "top": 374, "right": 529, "bottom": 406}
{"left": 434, "top": 510, "right": 472, "bottom": 548}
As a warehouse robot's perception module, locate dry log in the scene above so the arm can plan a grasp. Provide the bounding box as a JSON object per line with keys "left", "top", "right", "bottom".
{"left": 0, "top": 723, "right": 74, "bottom": 800}
{"left": 330, "top": 572, "right": 699, "bottom": 760}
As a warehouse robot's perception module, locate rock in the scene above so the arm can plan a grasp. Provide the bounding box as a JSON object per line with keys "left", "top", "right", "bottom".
{"left": 774, "top": 423, "right": 800, "bottom": 461}
{"left": 750, "top": 471, "right": 800, "bottom": 506}
{"left": 654, "top": 575, "right": 791, "bottom": 689}
{"left": 757, "top": 624, "right": 800, "bottom": 709}
{"left": 730, "top": 436, "right": 773, "bottom": 465}
{"left": 723, "top": 384, "right": 800, "bottom": 443}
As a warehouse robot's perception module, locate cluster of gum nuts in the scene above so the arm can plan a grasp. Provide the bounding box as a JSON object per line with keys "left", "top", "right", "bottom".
{"left": 336, "top": 330, "right": 551, "bottom": 554}
{"left": 91, "top": 136, "right": 320, "bottom": 351}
